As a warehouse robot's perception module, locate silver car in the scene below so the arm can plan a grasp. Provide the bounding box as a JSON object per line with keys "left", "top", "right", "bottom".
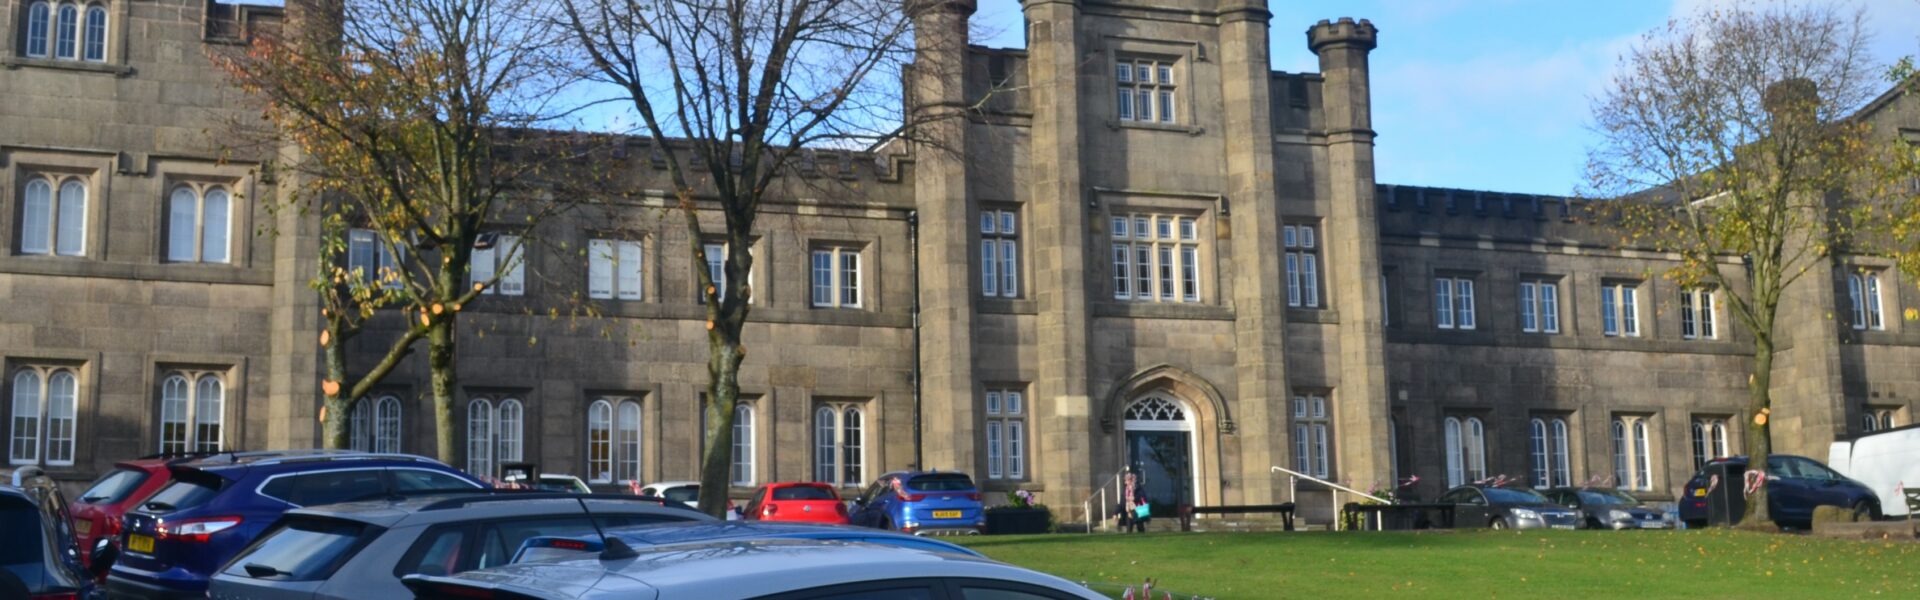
{"left": 207, "top": 493, "right": 712, "bottom": 600}
{"left": 1543, "top": 487, "right": 1672, "bottom": 530}
{"left": 404, "top": 538, "right": 1109, "bottom": 599}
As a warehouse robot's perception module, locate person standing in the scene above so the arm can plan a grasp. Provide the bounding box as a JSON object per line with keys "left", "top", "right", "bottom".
{"left": 1117, "top": 470, "right": 1150, "bottom": 533}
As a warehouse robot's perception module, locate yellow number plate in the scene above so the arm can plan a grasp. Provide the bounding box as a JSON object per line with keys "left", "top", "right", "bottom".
{"left": 932, "top": 510, "right": 962, "bottom": 519}
{"left": 128, "top": 534, "right": 155, "bottom": 554}
{"left": 1693, "top": 489, "right": 1707, "bottom": 497}
{"left": 74, "top": 520, "right": 91, "bottom": 535}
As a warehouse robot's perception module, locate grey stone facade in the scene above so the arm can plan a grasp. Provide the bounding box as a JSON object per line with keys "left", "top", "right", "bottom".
{"left": 3, "top": 0, "right": 1916, "bottom": 518}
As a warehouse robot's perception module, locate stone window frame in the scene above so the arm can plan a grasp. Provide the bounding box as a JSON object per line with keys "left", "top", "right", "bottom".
{"left": 1689, "top": 415, "right": 1731, "bottom": 471}
{"left": 1517, "top": 276, "right": 1562, "bottom": 334}
{"left": 1291, "top": 390, "right": 1332, "bottom": 480}
{"left": 6, "top": 150, "right": 116, "bottom": 261}
{"left": 978, "top": 205, "right": 1021, "bottom": 299}
{"left": 468, "top": 393, "right": 527, "bottom": 482}
{"left": 1846, "top": 268, "right": 1886, "bottom": 331}
{"left": 4, "top": 0, "right": 130, "bottom": 74}
{"left": 1859, "top": 406, "right": 1898, "bottom": 433}
{"left": 1679, "top": 286, "right": 1718, "bottom": 340}
{"left": 1099, "top": 37, "right": 1203, "bottom": 134}
{"left": 587, "top": 235, "right": 646, "bottom": 302}
{"left": 1528, "top": 415, "right": 1572, "bottom": 489}
{"left": 1432, "top": 272, "right": 1478, "bottom": 330}
{"left": 349, "top": 392, "right": 405, "bottom": 454}
{"left": 1611, "top": 414, "right": 1658, "bottom": 492}
{"left": 155, "top": 368, "right": 227, "bottom": 455}
{"left": 1599, "top": 279, "right": 1642, "bottom": 337}
{"left": 811, "top": 399, "right": 868, "bottom": 488}
{"left": 162, "top": 181, "right": 236, "bottom": 264}
{"left": 1109, "top": 210, "right": 1207, "bottom": 304}
{"left": 697, "top": 393, "right": 764, "bottom": 490}
{"left": 7, "top": 363, "right": 81, "bottom": 467}
{"left": 1443, "top": 414, "right": 1487, "bottom": 487}
{"left": 1113, "top": 55, "right": 1177, "bottom": 124}
{"left": 469, "top": 230, "right": 527, "bottom": 296}
{"left": 808, "top": 243, "right": 865, "bottom": 309}
{"left": 583, "top": 394, "right": 638, "bottom": 485}
{"left": 1283, "top": 222, "right": 1321, "bottom": 309}
{"left": 983, "top": 386, "right": 1027, "bottom": 481}
{"left": 14, "top": 171, "right": 88, "bottom": 257}
{"left": 697, "top": 236, "right": 758, "bottom": 305}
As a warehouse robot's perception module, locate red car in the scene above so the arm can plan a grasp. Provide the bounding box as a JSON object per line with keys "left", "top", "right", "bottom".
{"left": 67, "top": 455, "right": 193, "bottom": 565}
{"left": 743, "top": 482, "right": 851, "bottom": 525}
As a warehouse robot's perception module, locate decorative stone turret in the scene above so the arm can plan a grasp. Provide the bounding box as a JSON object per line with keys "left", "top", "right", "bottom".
{"left": 1307, "top": 17, "right": 1378, "bottom": 53}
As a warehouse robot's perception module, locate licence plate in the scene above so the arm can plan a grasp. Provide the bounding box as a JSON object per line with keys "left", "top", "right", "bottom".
{"left": 932, "top": 510, "right": 962, "bottom": 519}
{"left": 128, "top": 534, "right": 154, "bottom": 554}
{"left": 75, "top": 520, "right": 91, "bottom": 535}
{"left": 1550, "top": 524, "right": 1576, "bottom": 530}
{"left": 1693, "top": 489, "right": 1707, "bottom": 497}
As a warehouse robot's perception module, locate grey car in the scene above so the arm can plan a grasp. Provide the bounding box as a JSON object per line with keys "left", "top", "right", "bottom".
{"left": 404, "top": 538, "right": 1109, "bottom": 599}
{"left": 1438, "top": 484, "right": 1583, "bottom": 530}
{"left": 207, "top": 493, "right": 712, "bottom": 600}
{"left": 1543, "top": 487, "right": 1672, "bottom": 530}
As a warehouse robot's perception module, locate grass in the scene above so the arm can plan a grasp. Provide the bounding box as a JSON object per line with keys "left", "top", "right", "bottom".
{"left": 957, "top": 529, "right": 1920, "bottom": 599}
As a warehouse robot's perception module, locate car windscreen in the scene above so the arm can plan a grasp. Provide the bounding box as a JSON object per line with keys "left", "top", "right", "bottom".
{"left": 1577, "top": 490, "right": 1639, "bottom": 506}
{"left": 772, "top": 486, "right": 837, "bottom": 501}
{"left": 661, "top": 486, "right": 699, "bottom": 504}
{"left": 223, "top": 518, "right": 372, "bottom": 581}
{"left": 142, "top": 473, "right": 224, "bottom": 513}
{"left": 79, "top": 468, "right": 150, "bottom": 505}
{"left": 0, "top": 496, "right": 44, "bottom": 568}
{"left": 906, "top": 474, "right": 975, "bottom": 492}
{"left": 1482, "top": 487, "right": 1550, "bottom": 504}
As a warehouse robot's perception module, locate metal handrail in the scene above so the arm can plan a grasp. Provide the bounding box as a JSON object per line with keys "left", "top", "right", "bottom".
{"left": 1271, "top": 466, "right": 1393, "bottom": 531}
{"left": 1081, "top": 468, "right": 1130, "bottom": 533}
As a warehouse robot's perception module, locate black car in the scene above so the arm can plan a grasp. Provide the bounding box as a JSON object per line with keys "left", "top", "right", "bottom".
{"left": 2, "top": 468, "right": 102, "bottom": 598}
{"left": 1543, "top": 487, "right": 1671, "bottom": 530}
{"left": 1437, "top": 484, "right": 1582, "bottom": 530}
{"left": 1678, "top": 454, "right": 1879, "bottom": 529}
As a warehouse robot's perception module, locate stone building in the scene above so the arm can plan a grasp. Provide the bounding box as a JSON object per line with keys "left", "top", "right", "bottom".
{"left": 3, "top": 0, "right": 1917, "bottom": 522}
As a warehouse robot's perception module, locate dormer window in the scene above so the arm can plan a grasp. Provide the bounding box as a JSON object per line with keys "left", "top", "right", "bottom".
{"left": 1115, "top": 57, "right": 1176, "bottom": 124}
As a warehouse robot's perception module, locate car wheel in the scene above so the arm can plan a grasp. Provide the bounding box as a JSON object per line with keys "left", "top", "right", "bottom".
{"left": 1684, "top": 518, "right": 1707, "bottom": 529}
{"left": 882, "top": 517, "right": 896, "bottom": 531}
{"left": 1852, "top": 500, "right": 1881, "bottom": 522}
{"left": 1490, "top": 517, "right": 1509, "bottom": 530}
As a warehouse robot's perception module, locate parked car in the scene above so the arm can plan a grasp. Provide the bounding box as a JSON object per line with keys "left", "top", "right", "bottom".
{"left": 849, "top": 471, "right": 986, "bottom": 535}
{"left": 1828, "top": 424, "right": 1919, "bottom": 517}
{"left": 637, "top": 480, "right": 742, "bottom": 518}
{"left": 69, "top": 453, "right": 216, "bottom": 565}
{"left": 1542, "top": 487, "right": 1670, "bottom": 530}
{"left": 509, "top": 521, "right": 984, "bottom": 564}
{"left": 502, "top": 474, "right": 593, "bottom": 494}
{"left": 743, "top": 482, "right": 851, "bottom": 525}
{"left": 404, "top": 538, "right": 1108, "bottom": 599}
{"left": 206, "top": 492, "right": 711, "bottom": 600}
{"left": 3, "top": 467, "right": 105, "bottom": 599}
{"left": 1678, "top": 454, "right": 1879, "bottom": 529}
{"left": 105, "top": 450, "right": 485, "bottom": 599}
{"left": 1437, "top": 484, "right": 1582, "bottom": 530}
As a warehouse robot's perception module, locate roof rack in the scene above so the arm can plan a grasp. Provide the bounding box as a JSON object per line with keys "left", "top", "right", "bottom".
{"left": 419, "top": 492, "right": 693, "bottom": 512}
{"left": 245, "top": 452, "right": 441, "bottom": 467}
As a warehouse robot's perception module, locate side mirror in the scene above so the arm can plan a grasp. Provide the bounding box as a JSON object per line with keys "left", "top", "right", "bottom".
{"left": 88, "top": 538, "right": 118, "bottom": 580}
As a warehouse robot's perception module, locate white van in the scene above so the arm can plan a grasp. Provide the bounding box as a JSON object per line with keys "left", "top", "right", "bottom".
{"left": 1828, "top": 424, "right": 1920, "bottom": 517}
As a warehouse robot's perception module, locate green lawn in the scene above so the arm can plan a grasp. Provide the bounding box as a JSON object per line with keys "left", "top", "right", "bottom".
{"left": 958, "top": 529, "right": 1920, "bottom": 599}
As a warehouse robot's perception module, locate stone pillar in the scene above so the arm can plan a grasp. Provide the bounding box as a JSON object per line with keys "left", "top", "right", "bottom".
{"left": 264, "top": 147, "right": 324, "bottom": 450}
{"left": 1021, "top": 0, "right": 1094, "bottom": 510}
{"left": 910, "top": 0, "right": 979, "bottom": 472}
{"left": 1310, "top": 18, "right": 1394, "bottom": 488}
{"left": 1217, "top": 0, "right": 1291, "bottom": 504}
{"left": 1769, "top": 224, "right": 1846, "bottom": 458}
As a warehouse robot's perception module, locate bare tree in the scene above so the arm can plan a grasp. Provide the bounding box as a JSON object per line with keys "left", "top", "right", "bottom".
{"left": 214, "top": 0, "right": 594, "bottom": 462}
{"left": 1584, "top": 4, "right": 1878, "bottom": 529}
{"left": 558, "top": 0, "right": 944, "bottom": 516}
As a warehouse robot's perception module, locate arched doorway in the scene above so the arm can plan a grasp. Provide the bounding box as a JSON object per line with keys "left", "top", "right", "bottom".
{"left": 1124, "top": 394, "right": 1198, "bottom": 517}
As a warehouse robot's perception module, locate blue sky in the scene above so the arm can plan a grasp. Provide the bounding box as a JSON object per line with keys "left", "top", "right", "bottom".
{"left": 970, "top": 0, "right": 1920, "bottom": 196}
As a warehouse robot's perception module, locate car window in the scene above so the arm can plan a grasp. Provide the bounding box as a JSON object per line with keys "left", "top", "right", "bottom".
{"left": 906, "top": 474, "right": 975, "bottom": 492}
{"left": 755, "top": 581, "right": 939, "bottom": 600}
{"left": 392, "top": 469, "right": 480, "bottom": 493}
{"left": 0, "top": 497, "right": 43, "bottom": 568}
{"left": 224, "top": 518, "right": 369, "bottom": 581}
{"left": 267, "top": 469, "right": 389, "bottom": 507}
{"left": 79, "top": 468, "right": 150, "bottom": 504}
{"left": 397, "top": 526, "right": 470, "bottom": 577}
{"left": 960, "top": 587, "right": 1079, "bottom": 600}
{"left": 143, "top": 478, "right": 221, "bottom": 513}
{"left": 662, "top": 486, "right": 700, "bottom": 504}
{"left": 1438, "top": 489, "right": 1469, "bottom": 504}
{"left": 1482, "top": 488, "right": 1548, "bottom": 504}
{"left": 475, "top": 518, "right": 595, "bottom": 571}
{"left": 774, "top": 486, "right": 838, "bottom": 501}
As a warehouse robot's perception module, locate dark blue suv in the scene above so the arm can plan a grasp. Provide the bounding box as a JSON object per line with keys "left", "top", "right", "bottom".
{"left": 1678, "top": 454, "right": 1879, "bottom": 529}
{"left": 848, "top": 471, "right": 985, "bottom": 535}
{"left": 104, "top": 450, "right": 483, "bottom": 599}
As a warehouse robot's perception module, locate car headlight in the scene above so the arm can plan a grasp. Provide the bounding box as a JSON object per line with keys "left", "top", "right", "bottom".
{"left": 1608, "top": 509, "right": 1632, "bottom": 520}
{"left": 1513, "top": 509, "right": 1539, "bottom": 519}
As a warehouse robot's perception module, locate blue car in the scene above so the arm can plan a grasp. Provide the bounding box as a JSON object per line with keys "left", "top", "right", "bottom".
{"left": 848, "top": 471, "right": 985, "bottom": 535}
{"left": 104, "top": 450, "right": 483, "bottom": 599}
{"left": 3, "top": 470, "right": 97, "bottom": 599}
{"left": 1678, "top": 454, "right": 1880, "bottom": 529}
{"left": 511, "top": 520, "right": 984, "bottom": 563}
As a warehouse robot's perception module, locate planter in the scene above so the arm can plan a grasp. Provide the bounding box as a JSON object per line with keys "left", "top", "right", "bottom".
{"left": 985, "top": 507, "right": 1051, "bottom": 534}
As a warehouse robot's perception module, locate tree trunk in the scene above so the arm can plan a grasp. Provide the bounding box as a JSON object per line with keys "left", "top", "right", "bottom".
{"left": 1737, "top": 337, "right": 1776, "bottom": 529}
{"left": 322, "top": 322, "right": 354, "bottom": 449}
{"left": 696, "top": 324, "right": 746, "bottom": 519}
{"left": 429, "top": 317, "right": 459, "bottom": 468}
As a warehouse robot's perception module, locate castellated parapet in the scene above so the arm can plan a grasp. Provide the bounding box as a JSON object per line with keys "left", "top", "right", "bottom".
{"left": 1307, "top": 17, "right": 1378, "bottom": 52}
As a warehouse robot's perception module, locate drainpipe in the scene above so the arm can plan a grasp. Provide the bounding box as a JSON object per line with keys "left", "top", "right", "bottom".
{"left": 909, "top": 210, "right": 923, "bottom": 470}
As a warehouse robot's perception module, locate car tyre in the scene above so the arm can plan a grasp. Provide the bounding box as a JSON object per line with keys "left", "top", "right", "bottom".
{"left": 1852, "top": 500, "right": 1881, "bottom": 522}
{"left": 882, "top": 517, "right": 896, "bottom": 532}
{"left": 1490, "top": 517, "right": 1509, "bottom": 530}
{"left": 1684, "top": 518, "right": 1707, "bottom": 529}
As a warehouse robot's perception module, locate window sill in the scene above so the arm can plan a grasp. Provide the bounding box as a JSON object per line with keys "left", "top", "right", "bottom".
{"left": 1285, "top": 308, "right": 1338, "bottom": 324}
{"left": 2, "top": 56, "right": 133, "bottom": 76}
{"left": 1093, "top": 301, "right": 1233, "bottom": 320}
{"left": 1107, "top": 120, "right": 1204, "bottom": 136}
